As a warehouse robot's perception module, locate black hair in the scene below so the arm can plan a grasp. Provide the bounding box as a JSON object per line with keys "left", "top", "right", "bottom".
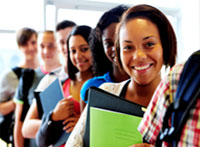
{"left": 89, "top": 5, "right": 129, "bottom": 76}
{"left": 115, "top": 4, "right": 177, "bottom": 68}
{"left": 97, "top": 5, "right": 129, "bottom": 32}
{"left": 66, "top": 25, "right": 92, "bottom": 80}
{"left": 56, "top": 20, "right": 76, "bottom": 31}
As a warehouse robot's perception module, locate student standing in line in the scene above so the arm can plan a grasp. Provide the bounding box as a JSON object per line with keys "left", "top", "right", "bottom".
{"left": 0, "top": 27, "right": 39, "bottom": 145}
{"left": 23, "top": 25, "right": 93, "bottom": 147}
{"left": 21, "top": 20, "right": 76, "bottom": 140}
{"left": 0, "top": 28, "right": 39, "bottom": 115}
{"left": 65, "top": 4, "right": 177, "bottom": 146}
{"left": 80, "top": 5, "right": 130, "bottom": 110}
{"left": 135, "top": 53, "right": 200, "bottom": 147}
{"left": 56, "top": 20, "right": 76, "bottom": 68}
{"left": 14, "top": 30, "right": 62, "bottom": 147}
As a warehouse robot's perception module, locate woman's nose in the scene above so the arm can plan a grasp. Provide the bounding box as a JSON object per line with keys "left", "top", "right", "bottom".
{"left": 133, "top": 49, "right": 147, "bottom": 60}
{"left": 75, "top": 50, "right": 82, "bottom": 59}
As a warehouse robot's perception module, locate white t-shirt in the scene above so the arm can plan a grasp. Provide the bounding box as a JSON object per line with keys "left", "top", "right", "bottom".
{"left": 0, "top": 69, "right": 19, "bottom": 102}
{"left": 35, "top": 66, "right": 68, "bottom": 92}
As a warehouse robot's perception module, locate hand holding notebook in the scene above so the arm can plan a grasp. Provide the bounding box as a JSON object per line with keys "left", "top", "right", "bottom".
{"left": 39, "top": 78, "right": 64, "bottom": 115}
{"left": 38, "top": 78, "right": 72, "bottom": 146}
{"left": 51, "top": 97, "right": 74, "bottom": 121}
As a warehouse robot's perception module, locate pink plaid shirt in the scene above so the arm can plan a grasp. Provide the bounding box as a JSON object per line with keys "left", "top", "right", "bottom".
{"left": 138, "top": 63, "right": 200, "bottom": 147}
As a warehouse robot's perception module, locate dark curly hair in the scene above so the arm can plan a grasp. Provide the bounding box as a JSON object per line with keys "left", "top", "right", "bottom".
{"left": 66, "top": 25, "right": 92, "bottom": 80}
{"left": 89, "top": 5, "right": 129, "bottom": 76}
{"left": 115, "top": 4, "right": 177, "bottom": 69}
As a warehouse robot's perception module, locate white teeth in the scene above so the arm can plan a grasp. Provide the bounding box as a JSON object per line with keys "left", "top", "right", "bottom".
{"left": 134, "top": 64, "right": 150, "bottom": 70}
{"left": 76, "top": 61, "right": 85, "bottom": 64}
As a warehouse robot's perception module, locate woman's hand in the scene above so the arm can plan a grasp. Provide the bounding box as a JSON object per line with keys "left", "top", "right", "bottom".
{"left": 62, "top": 112, "right": 80, "bottom": 133}
{"left": 51, "top": 97, "right": 74, "bottom": 121}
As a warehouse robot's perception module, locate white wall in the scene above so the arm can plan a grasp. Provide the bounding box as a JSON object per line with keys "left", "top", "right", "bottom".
{"left": 177, "top": 0, "right": 200, "bottom": 63}
{"left": 0, "top": 0, "right": 200, "bottom": 75}
{"left": 53, "top": 0, "right": 200, "bottom": 63}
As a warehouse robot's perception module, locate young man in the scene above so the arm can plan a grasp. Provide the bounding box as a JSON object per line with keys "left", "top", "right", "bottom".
{"left": 0, "top": 27, "right": 39, "bottom": 145}
{"left": 20, "top": 20, "right": 76, "bottom": 145}
{"left": 14, "top": 30, "right": 63, "bottom": 147}
{"left": 56, "top": 20, "right": 76, "bottom": 68}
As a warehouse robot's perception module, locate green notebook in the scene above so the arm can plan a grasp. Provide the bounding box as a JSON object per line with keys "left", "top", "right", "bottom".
{"left": 90, "top": 107, "right": 143, "bottom": 147}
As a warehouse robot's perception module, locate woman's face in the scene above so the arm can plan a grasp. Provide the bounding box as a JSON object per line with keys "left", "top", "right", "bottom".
{"left": 19, "top": 34, "right": 38, "bottom": 61}
{"left": 119, "top": 18, "right": 163, "bottom": 85}
{"left": 102, "top": 23, "right": 118, "bottom": 63}
{"left": 69, "top": 35, "right": 92, "bottom": 72}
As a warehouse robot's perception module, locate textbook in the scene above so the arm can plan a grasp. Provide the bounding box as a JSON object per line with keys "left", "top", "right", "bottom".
{"left": 83, "top": 86, "right": 145, "bottom": 147}
{"left": 39, "top": 78, "right": 64, "bottom": 115}
{"left": 39, "top": 78, "right": 71, "bottom": 147}
{"left": 90, "top": 107, "right": 143, "bottom": 147}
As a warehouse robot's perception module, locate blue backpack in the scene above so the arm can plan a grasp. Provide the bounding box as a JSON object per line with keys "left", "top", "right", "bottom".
{"left": 156, "top": 50, "right": 200, "bottom": 146}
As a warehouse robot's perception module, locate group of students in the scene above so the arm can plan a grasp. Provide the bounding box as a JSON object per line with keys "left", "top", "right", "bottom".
{"left": 0, "top": 21, "right": 76, "bottom": 146}
{"left": 0, "top": 3, "right": 199, "bottom": 147}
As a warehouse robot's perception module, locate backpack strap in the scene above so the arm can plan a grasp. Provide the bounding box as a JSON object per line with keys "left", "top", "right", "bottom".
{"left": 12, "top": 67, "right": 22, "bottom": 79}
{"left": 156, "top": 50, "right": 200, "bottom": 146}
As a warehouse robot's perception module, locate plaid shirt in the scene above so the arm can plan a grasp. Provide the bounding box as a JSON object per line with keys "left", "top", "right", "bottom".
{"left": 138, "top": 63, "right": 200, "bottom": 147}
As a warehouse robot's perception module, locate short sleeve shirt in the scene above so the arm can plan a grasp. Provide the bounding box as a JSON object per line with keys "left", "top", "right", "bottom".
{"left": 14, "top": 67, "right": 46, "bottom": 105}
{"left": 80, "top": 72, "right": 113, "bottom": 103}
{"left": 138, "top": 63, "right": 200, "bottom": 146}
{"left": 0, "top": 69, "right": 20, "bottom": 102}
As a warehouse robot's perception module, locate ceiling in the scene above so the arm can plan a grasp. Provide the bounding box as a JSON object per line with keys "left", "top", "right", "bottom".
{"left": 47, "top": 0, "right": 182, "bottom": 15}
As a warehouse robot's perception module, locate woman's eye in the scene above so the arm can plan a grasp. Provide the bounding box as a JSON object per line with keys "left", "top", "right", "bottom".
{"left": 146, "top": 42, "right": 155, "bottom": 48}
{"left": 70, "top": 49, "right": 76, "bottom": 54}
{"left": 105, "top": 42, "right": 114, "bottom": 48}
{"left": 123, "top": 46, "right": 132, "bottom": 50}
{"left": 81, "top": 47, "right": 89, "bottom": 52}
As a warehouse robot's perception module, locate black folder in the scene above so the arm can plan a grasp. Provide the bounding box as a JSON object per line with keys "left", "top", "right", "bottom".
{"left": 83, "top": 86, "right": 145, "bottom": 147}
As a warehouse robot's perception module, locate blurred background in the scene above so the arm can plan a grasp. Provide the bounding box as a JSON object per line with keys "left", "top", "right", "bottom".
{"left": 0, "top": 0, "right": 199, "bottom": 75}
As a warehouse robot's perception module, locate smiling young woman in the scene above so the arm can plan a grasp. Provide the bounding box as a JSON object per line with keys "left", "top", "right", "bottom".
{"left": 33, "top": 25, "right": 94, "bottom": 147}
{"left": 65, "top": 4, "right": 177, "bottom": 147}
